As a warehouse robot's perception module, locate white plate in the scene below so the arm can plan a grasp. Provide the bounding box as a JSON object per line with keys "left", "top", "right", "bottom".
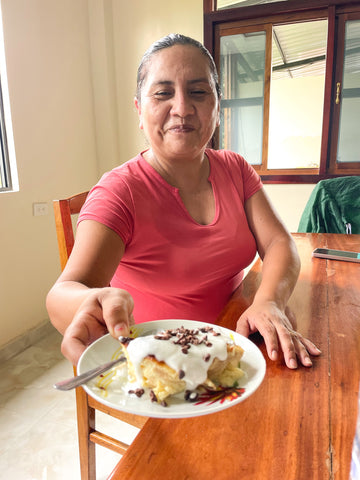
{"left": 77, "top": 319, "right": 266, "bottom": 419}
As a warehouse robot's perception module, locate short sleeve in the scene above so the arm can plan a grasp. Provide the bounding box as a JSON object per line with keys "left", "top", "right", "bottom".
{"left": 238, "top": 154, "right": 263, "bottom": 201}
{"left": 208, "top": 149, "right": 262, "bottom": 202}
{"left": 78, "top": 170, "right": 135, "bottom": 245}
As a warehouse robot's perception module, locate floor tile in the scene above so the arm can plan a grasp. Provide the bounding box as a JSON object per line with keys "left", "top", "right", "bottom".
{"left": 0, "top": 328, "right": 139, "bottom": 479}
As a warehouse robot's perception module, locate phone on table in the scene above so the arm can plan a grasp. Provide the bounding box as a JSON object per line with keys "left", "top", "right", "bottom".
{"left": 312, "top": 248, "right": 360, "bottom": 263}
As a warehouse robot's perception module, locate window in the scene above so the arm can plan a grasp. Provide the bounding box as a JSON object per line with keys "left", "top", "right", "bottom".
{"left": 0, "top": 2, "right": 17, "bottom": 192}
{"left": 204, "top": 0, "right": 360, "bottom": 182}
{"left": 0, "top": 78, "right": 12, "bottom": 190}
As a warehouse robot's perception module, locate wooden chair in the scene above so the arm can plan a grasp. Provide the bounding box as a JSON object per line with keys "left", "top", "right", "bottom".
{"left": 53, "top": 192, "right": 148, "bottom": 480}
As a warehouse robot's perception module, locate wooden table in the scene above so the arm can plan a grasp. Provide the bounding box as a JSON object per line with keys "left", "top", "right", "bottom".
{"left": 109, "top": 233, "right": 360, "bottom": 480}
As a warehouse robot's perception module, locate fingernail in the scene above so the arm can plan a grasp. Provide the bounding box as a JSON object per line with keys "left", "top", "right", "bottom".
{"left": 271, "top": 350, "right": 278, "bottom": 361}
{"left": 289, "top": 358, "right": 298, "bottom": 369}
{"left": 304, "top": 356, "right": 312, "bottom": 366}
{"left": 114, "top": 323, "right": 126, "bottom": 334}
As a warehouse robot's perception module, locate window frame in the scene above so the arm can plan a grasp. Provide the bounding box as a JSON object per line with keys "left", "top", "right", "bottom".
{"left": 0, "top": 75, "right": 12, "bottom": 191}
{"left": 204, "top": 0, "right": 360, "bottom": 183}
{"left": 0, "top": 2, "right": 17, "bottom": 193}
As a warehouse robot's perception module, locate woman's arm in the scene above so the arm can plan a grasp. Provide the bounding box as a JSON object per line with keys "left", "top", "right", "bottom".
{"left": 46, "top": 220, "right": 134, "bottom": 364}
{"left": 237, "top": 188, "right": 321, "bottom": 368}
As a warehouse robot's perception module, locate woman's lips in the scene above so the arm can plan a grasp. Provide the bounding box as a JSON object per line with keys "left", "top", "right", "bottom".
{"left": 167, "top": 124, "right": 195, "bottom": 133}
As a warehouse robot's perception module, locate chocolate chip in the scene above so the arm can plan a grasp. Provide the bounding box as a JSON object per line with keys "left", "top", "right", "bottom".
{"left": 204, "top": 353, "right": 211, "bottom": 362}
{"left": 179, "top": 369, "right": 185, "bottom": 379}
{"left": 119, "top": 336, "right": 134, "bottom": 345}
{"left": 150, "top": 390, "right": 157, "bottom": 403}
{"left": 185, "top": 390, "right": 199, "bottom": 402}
{"left": 128, "top": 388, "right": 145, "bottom": 398}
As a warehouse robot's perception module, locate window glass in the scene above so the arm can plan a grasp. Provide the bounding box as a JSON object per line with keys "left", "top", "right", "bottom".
{"left": 267, "top": 20, "right": 327, "bottom": 169}
{"left": 337, "top": 19, "right": 360, "bottom": 163}
{"left": 0, "top": 2, "right": 17, "bottom": 192}
{"left": 217, "top": 0, "right": 289, "bottom": 10}
{"left": 219, "top": 31, "right": 266, "bottom": 165}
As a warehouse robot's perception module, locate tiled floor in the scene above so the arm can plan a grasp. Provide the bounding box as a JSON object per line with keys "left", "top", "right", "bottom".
{"left": 0, "top": 328, "right": 140, "bottom": 479}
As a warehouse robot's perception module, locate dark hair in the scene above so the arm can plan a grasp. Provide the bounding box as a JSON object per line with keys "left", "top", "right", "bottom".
{"left": 136, "top": 33, "right": 221, "bottom": 102}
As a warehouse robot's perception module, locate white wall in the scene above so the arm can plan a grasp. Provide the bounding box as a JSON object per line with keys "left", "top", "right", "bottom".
{"left": 0, "top": 0, "right": 99, "bottom": 348}
{"left": 264, "top": 183, "right": 315, "bottom": 233}
{"left": 0, "top": 0, "right": 203, "bottom": 349}
{"left": 0, "top": 0, "right": 313, "bottom": 349}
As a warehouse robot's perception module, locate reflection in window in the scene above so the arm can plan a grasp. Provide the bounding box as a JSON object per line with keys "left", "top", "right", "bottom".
{"left": 219, "top": 31, "right": 266, "bottom": 165}
{"left": 217, "top": 0, "right": 289, "bottom": 10}
{"left": 268, "top": 20, "right": 328, "bottom": 169}
{"left": 337, "top": 20, "right": 360, "bottom": 163}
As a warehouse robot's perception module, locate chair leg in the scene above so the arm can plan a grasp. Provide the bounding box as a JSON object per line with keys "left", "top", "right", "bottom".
{"left": 75, "top": 386, "right": 96, "bottom": 480}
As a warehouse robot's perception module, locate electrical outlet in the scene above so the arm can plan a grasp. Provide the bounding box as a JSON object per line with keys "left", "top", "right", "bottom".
{"left": 33, "top": 202, "right": 49, "bottom": 216}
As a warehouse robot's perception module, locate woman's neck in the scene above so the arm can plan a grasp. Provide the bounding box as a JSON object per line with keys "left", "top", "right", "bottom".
{"left": 143, "top": 149, "right": 209, "bottom": 192}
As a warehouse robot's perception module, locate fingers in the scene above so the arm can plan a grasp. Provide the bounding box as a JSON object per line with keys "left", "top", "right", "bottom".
{"left": 60, "top": 314, "right": 104, "bottom": 365}
{"left": 274, "top": 324, "right": 321, "bottom": 369}
{"left": 237, "top": 304, "right": 321, "bottom": 369}
{"left": 60, "top": 288, "right": 134, "bottom": 365}
{"left": 99, "top": 288, "right": 134, "bottom": 339}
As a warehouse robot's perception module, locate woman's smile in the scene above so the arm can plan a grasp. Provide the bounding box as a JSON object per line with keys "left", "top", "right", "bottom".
{"left": 165, "top": 123, "right": 196, "bottom": 133}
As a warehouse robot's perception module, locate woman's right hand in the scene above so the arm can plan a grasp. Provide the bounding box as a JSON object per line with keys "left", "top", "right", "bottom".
{"left": 60, "top": 287, "right": 134, "bottom": 365}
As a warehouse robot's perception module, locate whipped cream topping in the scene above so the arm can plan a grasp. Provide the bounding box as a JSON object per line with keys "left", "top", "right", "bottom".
{"left": 123, "top": 326, "right": 230, "bottom": 391}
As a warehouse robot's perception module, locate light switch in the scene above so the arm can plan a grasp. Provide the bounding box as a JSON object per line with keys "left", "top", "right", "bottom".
{"left": 33, "top": 202, "right": 49, "bottom": 216}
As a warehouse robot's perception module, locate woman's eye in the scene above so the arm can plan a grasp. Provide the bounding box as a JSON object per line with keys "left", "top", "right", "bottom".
{"left": 190, "top": 90, "right": 207, "bottom": 97}
{"left": 154, "top": 91, "right": 172, "bottom": 98}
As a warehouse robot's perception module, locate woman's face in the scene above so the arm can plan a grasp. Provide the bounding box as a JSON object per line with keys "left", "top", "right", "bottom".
{"left": 135, "top": 45, "right": 220, "bottom": 162}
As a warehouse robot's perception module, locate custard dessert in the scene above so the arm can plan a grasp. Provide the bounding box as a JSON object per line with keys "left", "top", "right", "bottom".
{"left": 119, "top": 326, "right": 244, "bottom": 404}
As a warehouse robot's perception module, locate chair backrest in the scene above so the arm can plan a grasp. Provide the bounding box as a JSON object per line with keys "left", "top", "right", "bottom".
{"left": 52, "top": 191, "right": 148, "bottom": 479}
{"left": 298, "top": 176, "right": 360, "bottom": 234}
{"left": 53, "top": 191, "right": 89, "bottom": 270}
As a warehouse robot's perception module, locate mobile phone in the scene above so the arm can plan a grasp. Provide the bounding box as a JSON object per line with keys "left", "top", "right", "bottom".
{"left": 312, "top": 248, "right": 360, "bottom": 263}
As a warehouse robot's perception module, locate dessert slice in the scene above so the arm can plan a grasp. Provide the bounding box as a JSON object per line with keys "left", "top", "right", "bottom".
{"left": 119, "top": 326, "right": 244, "bottom": 404}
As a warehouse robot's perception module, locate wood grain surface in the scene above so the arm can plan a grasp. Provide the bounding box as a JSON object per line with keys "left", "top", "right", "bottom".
{"left": 109, "top": 233, "right": 360, "bottom": 480}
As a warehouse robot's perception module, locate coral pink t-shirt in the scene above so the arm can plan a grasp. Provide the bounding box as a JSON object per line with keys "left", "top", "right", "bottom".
{"left": 78, "top": 149, "right": 262, "bottom": 324}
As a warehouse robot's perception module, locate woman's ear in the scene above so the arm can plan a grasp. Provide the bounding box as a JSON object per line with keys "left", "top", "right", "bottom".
{"left": 134, "top": 97, "right": 143, "bottom": 129}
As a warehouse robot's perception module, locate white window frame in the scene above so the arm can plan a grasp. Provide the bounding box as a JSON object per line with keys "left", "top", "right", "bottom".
{"left": 0, "top": 2, "right": 18, "bottom": 193}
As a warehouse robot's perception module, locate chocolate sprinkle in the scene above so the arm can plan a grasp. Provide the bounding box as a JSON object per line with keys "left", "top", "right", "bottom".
{"left": 153, "top": 326, "right": 221, "bottom": 354}
{"left": 128, "top": 388, "right": 145, "bottom": 398}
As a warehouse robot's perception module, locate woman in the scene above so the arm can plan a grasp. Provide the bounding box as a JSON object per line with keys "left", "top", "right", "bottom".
{"left": 46, "top": 34, "right": 321, "bottom": 368}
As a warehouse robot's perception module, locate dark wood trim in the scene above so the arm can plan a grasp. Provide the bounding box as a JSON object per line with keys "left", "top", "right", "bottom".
{"left": 206, "top": 0, "right": 360, "bottom": 20}
{"left": 328, "top": 12, "right": 346, "bottom": 174}
{"left": 319, "top": 6, "right": 336, "bottom": 175}
{"left": 329, "top": 10, "right": 360, "bottom": 174}
{"left": 203, "top": 0, "right": 216, "bottom": 14}
{"left": 260, "top": 172, "right": 360, "bottom": 184}
{"left": 262, "top": 23, "right": 272, "bottom": 172}
{"left": 204, "top": 0, "right": 360, "bottom": 183}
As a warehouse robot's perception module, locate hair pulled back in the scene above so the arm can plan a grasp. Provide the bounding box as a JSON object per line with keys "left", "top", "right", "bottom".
{"left": 136, "top": 33, "right": 221, "bottom": 102}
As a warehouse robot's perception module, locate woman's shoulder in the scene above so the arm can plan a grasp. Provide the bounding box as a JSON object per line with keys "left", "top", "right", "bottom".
{"left": 206, "top": 148, "right": 248, "bottom": 163}
{"left": 206, "top": 148, "right": 252, "bottom": 173}
{"left": 101, "top": 153, "right": 144, "bottom": 182}
{"left": 206, "top": 148, "right": 262, "bottom": 198}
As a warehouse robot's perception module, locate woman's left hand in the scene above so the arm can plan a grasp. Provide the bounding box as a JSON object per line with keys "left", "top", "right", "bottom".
{"left": 236, "top": 301, "right": 321, "bottom": 369}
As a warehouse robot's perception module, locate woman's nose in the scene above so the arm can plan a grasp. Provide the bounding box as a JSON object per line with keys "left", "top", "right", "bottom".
{"left": 170, "top": 91, "right": 194, "bottom": 117}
